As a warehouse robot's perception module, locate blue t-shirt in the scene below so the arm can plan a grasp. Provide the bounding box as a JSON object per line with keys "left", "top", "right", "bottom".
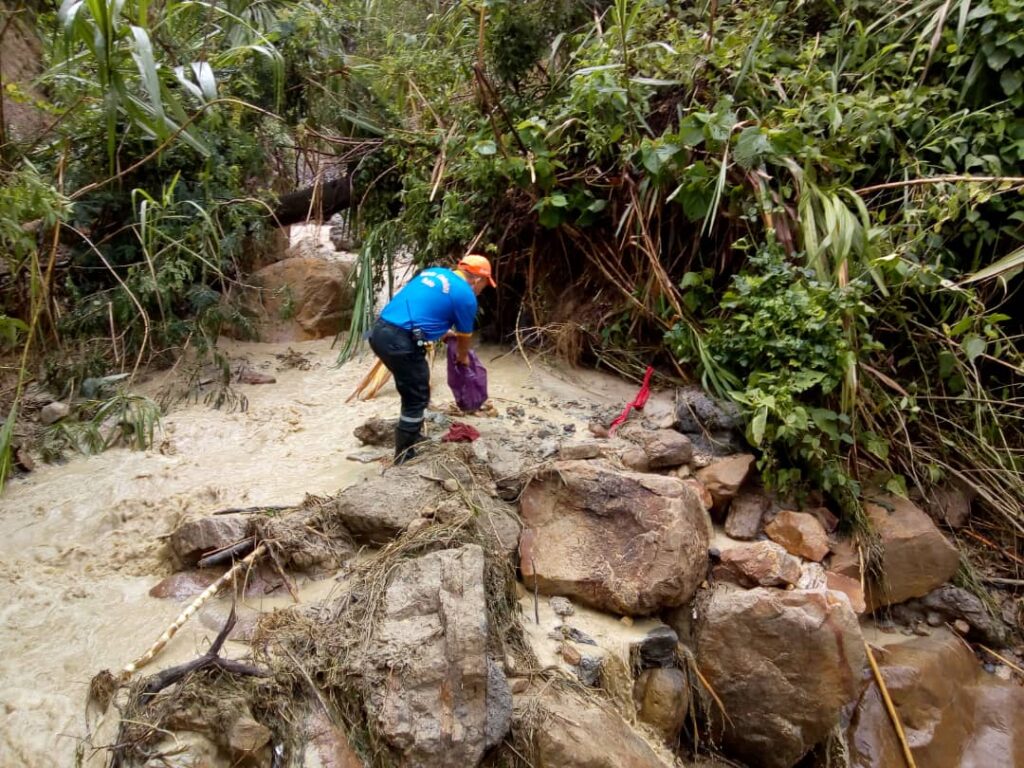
{"left": 379, "top": 267, "right": 478, "bottom": 341}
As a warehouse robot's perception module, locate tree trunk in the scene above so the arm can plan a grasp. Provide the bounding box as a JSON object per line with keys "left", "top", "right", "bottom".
{"left": 271, "top": 175, "right": 353, "bottom": 228}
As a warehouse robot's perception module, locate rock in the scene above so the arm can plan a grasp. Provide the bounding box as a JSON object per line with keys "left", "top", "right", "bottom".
{"left": 723, "top": 491, "right": 769, "bottom": 540}
{"left": 634, "top": 668, "right": 690, "bottom": 745}
{"left": 682, "top": 478, "right": 713, "bottom": 512}
{"left": 169, "top": 514, "right": 253, "bottom": 567}
{"left": 804, "top": 505, "right": 839, "bottom": 533}
{"left": 243, "top": 256, "right": 355, "bottom": 342}
{"left": 476, "top": 505, "right": 521, "bottom": 558}
{"left": 517, "top": 687, "right": 674, "bottom": 768}
{"left": 857, "top": 496, "right": 961, "bottom": 611}
{"left": 485, "top": 658, "right": 513, "bottom": 752}
{"left": 558, "top": 441, "right": 603, "bottom": 461}
{"left": 14, "top": 446, "right": 34, "bottom": 471}
{"left": 330, "top": 468, "right": 438, "bottom": 545}
{"left": 577, "top": 655, "right": 603, "bottom": 686}
{"left": 519, "top": 461, "right": 710, "bottom": 615}
{"left": 353, "top": 417, "right": 397, "bottom": 447}
{"left": 304, "top": 710, "right": 367, "bottom": 767}
{"left": 561, "top": 643, "right": 582, "bottom": 665}
{"left": 765, "top": 510, "right": 830, "bottom": 562}
{"left": 40, "top": 401, "right": 70, "bottom": 425}
{"left": 549, "top": 596, "right": 574, "bottom": 617}
{"left": 715, "top": 541, "right": 802, "bottom": 588}
{"left": 694, "top": 454, "right": 755, "bottom": 513}
{"left": 923, "top": 484, "right": 973, "bottom": 528}
{"left": 826, "top": 571, "right": 866, "bottom": 613}
{"left": 890, "top": 584, "right": 1007, "bottom": 646}
{"left": 673, "top": 387, "right": 743, "bottom": 433}
{"left": 640, "top": 430, "right": 693, "bottom": 469}
{"left": 695, "top": 585, "right": 866, "bottom": 768}
{"left": 228, "top": 715, "right": 272, "bottom": 757}
{"left": 633, "top": 626, "right": 679, "bottom": 669}
{"left": 361, "top": 545, "right": 500, "bottom": 767}
{"left": 848, "top": 630, "right": 1024, "bottom": 768}
{"left": 797, "top": 562, "right": 827, "bottom": 590}
{"left": 483, "top": 442, "right": 530, "bottom": 500}
{"left": 620, "top": 448, "right": 650, "bottom": 472}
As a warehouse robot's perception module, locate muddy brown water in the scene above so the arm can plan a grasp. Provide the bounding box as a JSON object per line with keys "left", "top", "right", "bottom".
{"left": 0, "top": 338, "right": 659, "bottom": 766}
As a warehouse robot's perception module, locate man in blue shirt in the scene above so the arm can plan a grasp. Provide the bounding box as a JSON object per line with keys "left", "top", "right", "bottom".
{"left": 369, "top": 255, "right": 496, "bottom": 463}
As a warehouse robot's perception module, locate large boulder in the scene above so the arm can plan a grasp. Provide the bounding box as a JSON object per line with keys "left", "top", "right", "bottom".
{"left": 243, "top": 256, "right": 354, "bottom": 342}
{"left": 848, "top": 630, "right": 1024, "bottom": 767}
{"left": 329, "top": 468, "right": 439, "bottom": 545}
{"left": 519, "top": 461, "right": 710, "bottom": 615}
{"left": 634, "top": 667, "right": 690, "bottom": 744}
{"left": 832, "top": 496, "right": 960, "bottom": 611}
{"left": 516, "top": 687, "right": 675, "bottom": 768}
{"left": 695, "top": 585, "right": 866, "bottom": 768}
{"left": 169, "top": 513, "right": 253, "bottom": 566}
{"left": 360, "top": 545, "right": 507, "bottom": 767}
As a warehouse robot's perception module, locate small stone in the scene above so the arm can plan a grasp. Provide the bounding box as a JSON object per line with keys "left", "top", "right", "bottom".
{"left": 510, "top": 677, "right": 530, "bottom": 694}
{"left": 683, "top": 478, "right": 713, "bottom": 511}
{"left": 577, "top": 656, "right": 602, "bottom": 686}
{"left": 634, "top": 667, "right": 690, "bottom": 745}
{"left": 675, "top": 465, "right": 692, "bottom": 479}
{"left": 588, "top": 421, "right": 610, "bottom": 438}
{"left": 695, "top": 454, "right": 756, "bottom": 512}
{"left": 954, "top": 619, "right": 971, "bottom": 635}
{"left": 561, "top": 643, "right": 582, "bottom": 665}
{"left": 725, "top": 491, "right": 770, "bottom": 540}
{"left": 620, "top": 616, "right": 634, "bottom": 627}
{"left": 717, "top": 541, "right": 802, "bottom": 588}
{"left": 443, "top": 478, "right": 459, "bottom": 492}
{"left": 557, "top": 442, "right": 602, "bottom": 461}
{"left": 549, "top": 596, "right": 574, "bottom": 617}
{"left": 228, "top": 716, "right": 272, "bottom": 755}
{"left": 994, "top": 665, "right": 1012, "bottom": 681}
{"left": 15, "top": 447, "right": 34, "bottom": 471}
{"left": 641, "top": 429, "right": 694, "bottom": 469}
{"left": 620, "top": 448, "right": 650, "bottom": 472}
{"left": 765, "top": 510, "right": 831, "bottom": 562}
{"left": 40, "top": 401, "right": 70, "bottom": 425}
{"left": 634, "top": 626, "right": 679, "bottom": 669}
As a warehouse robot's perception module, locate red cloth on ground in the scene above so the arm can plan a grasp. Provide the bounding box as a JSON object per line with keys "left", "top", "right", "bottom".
{"left": 608, "top": 365, "right": 655, "bottom": 436}
{"left": 442, "top": 422, "right": 481, "bottom": 442}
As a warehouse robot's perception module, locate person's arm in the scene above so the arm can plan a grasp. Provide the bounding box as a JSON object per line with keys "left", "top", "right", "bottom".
{"left": 454, "top": 332, "right": 472, "bottom": 365}
{"left": 451, "top": 284, "right": 478, "bottom": 365}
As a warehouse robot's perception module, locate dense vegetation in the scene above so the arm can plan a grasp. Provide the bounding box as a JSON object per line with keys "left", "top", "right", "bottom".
{"left": 1, "top": 0, "right": 1022, "bottom": 569}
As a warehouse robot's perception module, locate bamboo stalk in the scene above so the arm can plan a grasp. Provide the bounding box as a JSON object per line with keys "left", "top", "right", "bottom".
{"left": 857, "top": 174, "right": 1024, "bottom": 195}
{"left": 121, "top": 543, "right": 266, "bottom": 678}
{"left": 979, "top": 645, "right": 1024, "bottom": 679}
{"left": 864, "top": 641, "right": 917, "bottom": 768}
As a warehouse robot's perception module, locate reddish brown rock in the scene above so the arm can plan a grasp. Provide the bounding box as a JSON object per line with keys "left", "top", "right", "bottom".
{"left": 695, "top": 586, "right": 866, "bottom": 768}
{"left": 683, "top": 478, "right": 713, "bottom": 512}
{"left": 640, "top": 430, "right": 693, "bottom": 469}
{"left": 558, "top": 441, "right": 603, "bottom": 461}
{"left": 520, "top": 461, "right": 710, "bottom": 616}
{"left": 842, "top": 496, "right": 961, "bottom": 611}
{"left": 923, "top": 484, "right": 973, "bottom": 528}
{"left": 149, "top": 569, "right": 222, "bottom": 599}
{"left": 724, "top": 491, "right": 770, "bottom": 540}
{"left": 305, "top": 710, "right": 367, "bottom": 768}
{"left": 694, "top": 454, "right": 755, "bottom": 513}
{"left": 237, "top": 367, "right": 277, "bottom": 385}
{"left": 621, "top": 448, "right": 650, "bottom": 472}
{"left": 765, "top": 510, "right": 830, "bottom": 562}
{"left": 826, "top": 571, "right": 866, "bottom": 613}
{"left": 848, "top": 630, "right": 1024, "bottom": 768}
{"left": 716, "top": 541, "right": 802, "bottom": 588}
{"left": 634, "top": 668, "right": 690, "bottom": 744}
{"left": 804, "top": 505, "right": 839, "bottom": 533}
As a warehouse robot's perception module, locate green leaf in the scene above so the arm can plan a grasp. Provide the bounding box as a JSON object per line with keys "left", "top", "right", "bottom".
{"left": 750, "top": 406, "right": 768, "bottom": 446}
{"left": 962, "top": 334, "right": 986, "bottom": 362}
{"left": 474, "top": 140, "right": 497, "bottom": 156}
{"left": 1000, "top": 67, "right": 1023, "bottom": 95}
{"left": 959, "top": 245, "right": 1024, "bottom": 284}
{"left": 733, "top": 126, "right": 771, "bottom": 169}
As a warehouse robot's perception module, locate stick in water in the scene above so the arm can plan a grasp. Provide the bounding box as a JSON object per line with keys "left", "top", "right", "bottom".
{"left": 121, "top": 543, "right": 266, "bottom": 679}
{"left": 864, "top": 640, "right": 917, "bottom": 768}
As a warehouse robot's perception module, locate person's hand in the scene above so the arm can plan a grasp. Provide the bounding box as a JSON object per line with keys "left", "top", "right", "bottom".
{"left": 441, "top": 330, "right": 457, "bottom": 342}
{"left": 456, "top": 351, "right": 470, "bottom": 366}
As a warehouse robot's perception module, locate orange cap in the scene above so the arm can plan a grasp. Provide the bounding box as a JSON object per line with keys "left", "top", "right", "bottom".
{"left": 458, "top": 254, "right": 497, "bottom": 288}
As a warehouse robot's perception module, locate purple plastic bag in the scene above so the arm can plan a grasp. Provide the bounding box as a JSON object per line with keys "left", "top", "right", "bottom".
{"left": 446, "top": 338, "right": 488, "bottom": 412}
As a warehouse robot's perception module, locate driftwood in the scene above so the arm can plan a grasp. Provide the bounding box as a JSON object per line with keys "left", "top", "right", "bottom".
{"left": 198, "top": 537, "right": 257, "bottom": 568}
{"left": 139, "top": 606, "right": 268, "bottom": 701}
{"left": 122, "top": 544, "right": 267, "bottom": 677}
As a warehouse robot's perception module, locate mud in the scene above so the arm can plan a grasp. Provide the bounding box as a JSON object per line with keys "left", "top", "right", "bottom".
{"left": 0, "top": 337, "right": 667, "bottom": 766}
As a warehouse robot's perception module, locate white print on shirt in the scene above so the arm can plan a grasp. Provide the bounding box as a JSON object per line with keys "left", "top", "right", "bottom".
{"left": 419, "top": 271, "right": 451, "bottom": 294}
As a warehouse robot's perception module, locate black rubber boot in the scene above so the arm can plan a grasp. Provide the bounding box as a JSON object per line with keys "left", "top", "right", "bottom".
{"left": 394, "top": 427, "right": 422, "bottom": 465}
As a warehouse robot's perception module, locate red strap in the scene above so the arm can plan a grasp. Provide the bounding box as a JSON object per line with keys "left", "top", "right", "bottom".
{"left": 608, "top": 366, "right": 654, "bottom": 436}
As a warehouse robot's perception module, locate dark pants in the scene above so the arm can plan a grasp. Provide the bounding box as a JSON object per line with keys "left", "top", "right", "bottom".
{"left": 369, "top": 319, "right": 430, "bottom": 446}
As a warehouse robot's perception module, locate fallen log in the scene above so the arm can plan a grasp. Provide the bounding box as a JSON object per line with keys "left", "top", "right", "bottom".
{"left": 270, "top": 175, "right": 353, "bottom": 228}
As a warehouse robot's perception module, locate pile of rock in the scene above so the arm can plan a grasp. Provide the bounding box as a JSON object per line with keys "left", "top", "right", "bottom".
{"left": 142, "top": 393, "right": 1019, "bottom": 768}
